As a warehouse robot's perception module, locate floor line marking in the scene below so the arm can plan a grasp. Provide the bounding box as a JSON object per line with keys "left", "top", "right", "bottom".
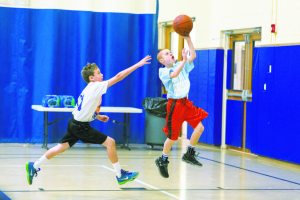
{"left": 199, "top": 156, "right": 300, "bottom": 186}
{"left": 0, "top": 191, "right": 11, "bottom": 200}
{"left": 101, "top": 165, "right": 179, "bottom": 200}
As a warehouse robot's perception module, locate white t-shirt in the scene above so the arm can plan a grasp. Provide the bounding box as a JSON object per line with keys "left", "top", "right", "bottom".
{"left": 72, "top": 81, "right": 108, "bottom": 122}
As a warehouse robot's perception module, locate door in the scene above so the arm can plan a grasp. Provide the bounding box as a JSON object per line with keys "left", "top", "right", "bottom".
{"left": 225, "top": 30, "right": 261, "bottom": 152}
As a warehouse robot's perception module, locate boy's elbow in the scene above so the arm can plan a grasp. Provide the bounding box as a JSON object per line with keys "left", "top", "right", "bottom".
{"left": 189, "top": 54, "right": 196, "bottom": 62}
{"left": 115, "top": 73, "right": 124, "bottom": 81}
{"left": 170, "top": 72, "right": 178, "bottom": 78}
{"left": 111, "top": 73, "right": 124, "bottom": 85}
{"left": 191, "top": 53, "right": 196, "bottom": 60}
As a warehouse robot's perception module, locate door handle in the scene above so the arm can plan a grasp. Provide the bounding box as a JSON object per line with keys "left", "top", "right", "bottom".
{"left": 227, "top": 90, "right": 252, "bottom": 101}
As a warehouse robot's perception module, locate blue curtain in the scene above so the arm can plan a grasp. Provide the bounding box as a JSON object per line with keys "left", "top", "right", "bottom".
{"left": 0, "top": 5, "right": 159, "bottom": 144}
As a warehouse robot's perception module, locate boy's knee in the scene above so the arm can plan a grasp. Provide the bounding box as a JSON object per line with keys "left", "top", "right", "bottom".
{"left": 57, "top": 143, "right": 69, "bottom": 152}
{"left": 200, "top": 124, "right": 204, "bottom": 132}
{"left": 196, "top": 123, "right": 204, "bottom": 133}
{"left": 106, "top": 137, "right": 116, "bottom": 147}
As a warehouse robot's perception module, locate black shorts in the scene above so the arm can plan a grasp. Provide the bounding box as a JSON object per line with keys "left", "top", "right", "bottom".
{"left": 60, "top": 118, "right": 107, "bottom": 147}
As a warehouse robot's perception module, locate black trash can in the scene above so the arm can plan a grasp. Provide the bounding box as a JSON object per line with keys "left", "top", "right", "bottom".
{"left": 142, "top": 97, "right": 168, "bottom": 149}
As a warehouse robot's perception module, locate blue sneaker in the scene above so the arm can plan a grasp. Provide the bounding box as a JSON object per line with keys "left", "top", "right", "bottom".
{"left": 116, "top": 169, "right": 139, "bottom": 185}
{"left": 25, "top": 162, "right": 40, "bottom": 185}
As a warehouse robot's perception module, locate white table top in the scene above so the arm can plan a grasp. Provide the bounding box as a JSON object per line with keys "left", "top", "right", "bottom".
{"left": 31, "top": 105, "right": 143, "bottom": 113}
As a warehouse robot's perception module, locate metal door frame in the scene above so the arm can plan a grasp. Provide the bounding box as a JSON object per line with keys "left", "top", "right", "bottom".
{"left": 221, "top": 27, "right": 261, "bottom": 151}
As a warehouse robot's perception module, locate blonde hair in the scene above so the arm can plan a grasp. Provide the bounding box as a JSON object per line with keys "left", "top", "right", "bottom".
{"left": 157, "top": 50, "right": 164, "bottom": 63}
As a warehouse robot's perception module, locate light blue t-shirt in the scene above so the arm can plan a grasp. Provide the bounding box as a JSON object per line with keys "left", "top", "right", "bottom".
{"left": 159, "top": 61, "right": 194, "bottom": 99}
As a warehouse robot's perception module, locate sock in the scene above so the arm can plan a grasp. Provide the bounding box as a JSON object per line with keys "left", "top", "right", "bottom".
{"left": 112, "top": 162, "right": 122, "bottom": 178}
{"left": 33, "top": 155, "right": 47, "bottom": 169}
{"left": 162, "top": 153, "right": 168, "bottom": 161}
{"left": 187, "top": 145, "right": 195, "bottom": 150}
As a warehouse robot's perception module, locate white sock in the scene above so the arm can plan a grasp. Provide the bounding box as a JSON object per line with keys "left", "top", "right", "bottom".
{"left": 162, "top": 153, "right": 168, "bottom": 161}
{"left": 162, "top": 152, "right": 168, "bottom": 157}
{"left": 112, "top": 162, "right": 122, "bottom": 178}
{"left": 33, "top": 155, "right": 47, "bottom": 169}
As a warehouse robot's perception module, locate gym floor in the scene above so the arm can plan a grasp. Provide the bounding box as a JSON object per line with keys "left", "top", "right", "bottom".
{"left": 0, "top": 141, "right": 299, "bottom": 200}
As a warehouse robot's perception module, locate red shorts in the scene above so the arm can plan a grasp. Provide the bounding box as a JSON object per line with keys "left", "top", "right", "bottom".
{"left": 162, "top": 98, "right": 208, "bottom": 140}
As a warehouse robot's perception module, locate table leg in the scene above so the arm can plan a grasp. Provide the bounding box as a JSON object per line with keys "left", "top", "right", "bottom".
{"left": 42, "top": 111, "right": 49, "bottom": 149}
{"left": 121, "top": 113, "right": 131, "bottom": 150}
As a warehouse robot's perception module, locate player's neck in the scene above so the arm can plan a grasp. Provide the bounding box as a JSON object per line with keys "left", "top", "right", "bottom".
{"left": 165, "top": 63, "right": 173, "bottom": 68}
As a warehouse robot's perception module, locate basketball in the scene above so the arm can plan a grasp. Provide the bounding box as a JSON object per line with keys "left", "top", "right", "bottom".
{"left": 173, "top": 15, "right": 193, "bottom": 36}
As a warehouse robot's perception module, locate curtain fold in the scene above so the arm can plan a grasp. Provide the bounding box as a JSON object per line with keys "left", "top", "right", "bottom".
{"left": 0, "top": 1, "right": 159, "bottom": 143}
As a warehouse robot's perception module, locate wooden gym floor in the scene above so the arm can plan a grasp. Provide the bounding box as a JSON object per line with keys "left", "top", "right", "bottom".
{"left": 0, "top": 141, "right": 299, "bottom": 200}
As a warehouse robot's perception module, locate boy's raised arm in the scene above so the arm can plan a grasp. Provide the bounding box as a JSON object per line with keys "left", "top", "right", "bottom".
{"left": 107, "top": 55, "right": 151, "bottom": 88}
{"left": 184, "top": 36, "right": 196, "bottom": 63}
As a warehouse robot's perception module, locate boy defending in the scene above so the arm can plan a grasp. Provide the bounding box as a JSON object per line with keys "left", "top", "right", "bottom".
{"left": 155, "top": 36, "right": 208, "bottom": 178}
{"left": 26, "top": 55, "right": 151, "bottom": 185}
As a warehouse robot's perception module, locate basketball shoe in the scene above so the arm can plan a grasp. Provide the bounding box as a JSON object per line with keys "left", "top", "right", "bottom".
{"left": 116, "top": 169, "right": 139, "bottom": 185}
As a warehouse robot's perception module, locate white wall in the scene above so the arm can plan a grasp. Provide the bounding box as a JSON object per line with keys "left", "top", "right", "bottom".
{"left": 276, "top": 0, "right": 300, "bottom": 44}
{"left": 3, "top": 0, "right": 298, "bottom": 48}
{"left": 0, "top": 0, "right": 157, "bottom": 14}
{"left": 158, "top": 0, "right": 300, "bottom": 48}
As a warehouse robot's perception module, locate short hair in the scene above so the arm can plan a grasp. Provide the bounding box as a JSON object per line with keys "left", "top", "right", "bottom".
{"left": 157, "top": 50, "right": 163, "bottom": 63}
{"left": 156, "top": 49, "right": 163, "bottom": 61}
{"left": 81, "top": 63, "right": 98, "bottom": 83}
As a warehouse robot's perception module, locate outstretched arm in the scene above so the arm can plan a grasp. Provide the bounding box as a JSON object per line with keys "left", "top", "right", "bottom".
{"left": 183, "top": 36, "right": 196, "bottom": 63}
{"left": 107, "top": 55, "right": 151, "bottom": 88}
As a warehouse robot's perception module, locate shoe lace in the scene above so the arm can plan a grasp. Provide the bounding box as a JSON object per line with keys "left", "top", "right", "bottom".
{"left": 121, "top": 169, "right": 135, "bottom": 176}
{"left": 34, "top": 168, "right": 41, "bottom": 177}
{"left": 164, "top": 157, "right": 169, "bottom": 162}
{"left": 187, "top": 149, "right": 201, "bottom": 159}
{"left": 161, "top": 157, "right": 169, "bottom": 164}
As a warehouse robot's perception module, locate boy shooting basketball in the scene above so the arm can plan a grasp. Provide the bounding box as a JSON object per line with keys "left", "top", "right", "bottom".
{"left": 26, "top": 55, "right": 151, "bottom": 185}
{"left": 155, "top": 36, "right": 208, "bottom": 178}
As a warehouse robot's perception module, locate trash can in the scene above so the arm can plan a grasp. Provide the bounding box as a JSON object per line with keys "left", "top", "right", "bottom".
{"left": 142, "top": 97, "right": 168, "bottom": 149}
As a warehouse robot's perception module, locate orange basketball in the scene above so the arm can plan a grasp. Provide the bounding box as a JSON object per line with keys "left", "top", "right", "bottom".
{"left": 173, "top": 15, "right": 193, "bottom": 36}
